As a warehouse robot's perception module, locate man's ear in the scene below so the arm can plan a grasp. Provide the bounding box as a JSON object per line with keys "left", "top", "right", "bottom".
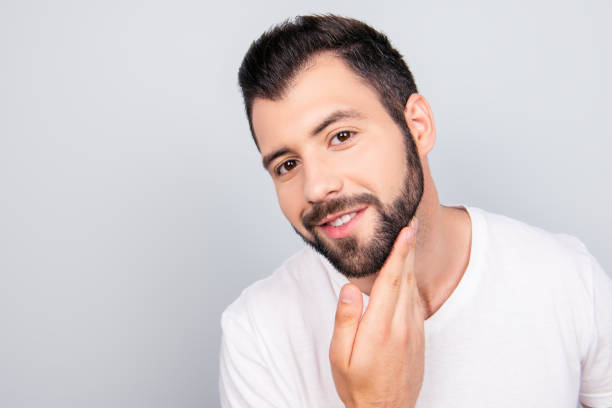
{"left": 404, "top": 93, "right": 436, "bottom": 156}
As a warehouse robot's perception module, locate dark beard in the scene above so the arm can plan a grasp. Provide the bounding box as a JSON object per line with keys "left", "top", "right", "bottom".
{"left": 294, "top": 126, "right": 424, "bottom": 279}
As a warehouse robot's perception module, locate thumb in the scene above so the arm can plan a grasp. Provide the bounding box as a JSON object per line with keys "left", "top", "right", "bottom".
{"left": 329, "top": 283, "right": 363, "bottom": 370}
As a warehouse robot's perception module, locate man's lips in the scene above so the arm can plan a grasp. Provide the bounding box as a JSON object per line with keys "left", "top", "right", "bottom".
{"left": 316, "top": 206, "right": 368, "bottom": 226}
{"left": 316, "top": 207, "right": 368, "bottom": 240}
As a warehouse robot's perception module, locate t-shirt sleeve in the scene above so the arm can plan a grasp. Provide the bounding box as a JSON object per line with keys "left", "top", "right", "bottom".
{"left": 219, "top": 305, "right": 288, "bottom": 408}
{"left": 579, "top": 254, "right": 612, "bottom": 408}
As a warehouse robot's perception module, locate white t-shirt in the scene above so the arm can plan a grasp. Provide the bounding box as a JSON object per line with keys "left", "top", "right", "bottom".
{"left": 219, "top": 206, "right": 612, "bottom": 407}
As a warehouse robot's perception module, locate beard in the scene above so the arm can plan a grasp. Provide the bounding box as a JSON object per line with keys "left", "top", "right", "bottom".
{"left": 293, "top": 125, "right": 424, "bottom": 279}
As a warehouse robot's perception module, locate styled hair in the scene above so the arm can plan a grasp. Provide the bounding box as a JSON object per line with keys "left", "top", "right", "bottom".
{"left": 238, "top": 14, "right": 419, "bottom": 148}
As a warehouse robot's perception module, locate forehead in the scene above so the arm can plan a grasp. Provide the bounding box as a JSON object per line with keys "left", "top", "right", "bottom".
{"left": 251, "top": 54, "right": 389, "bottom": 153}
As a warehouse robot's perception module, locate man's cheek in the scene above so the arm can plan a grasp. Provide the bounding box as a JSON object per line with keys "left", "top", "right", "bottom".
{"left": 276, "top": 193, "right": 294, "bottom": 221}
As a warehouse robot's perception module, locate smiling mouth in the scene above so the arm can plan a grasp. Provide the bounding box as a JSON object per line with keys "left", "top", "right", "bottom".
{"left": 317, "top": 206, "right": 367, "bottom": 226}
{"left": 315, "top": 207, "right": 368, "bottom": 239}
{"left": 321, "top": 211, "right": 358, "bottom": 227}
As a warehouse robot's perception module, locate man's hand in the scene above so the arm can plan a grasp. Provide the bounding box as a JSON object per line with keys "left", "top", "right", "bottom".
{"left": 329, "top": 218, "right": 425, "bottom": 408}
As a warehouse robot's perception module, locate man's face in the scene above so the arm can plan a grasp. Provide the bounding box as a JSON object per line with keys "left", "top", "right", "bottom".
{"left": 252, "top": 54, "right": 424, "bottom": 278}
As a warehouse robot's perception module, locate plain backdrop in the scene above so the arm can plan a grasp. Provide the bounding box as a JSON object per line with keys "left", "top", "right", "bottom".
{"left": 1, "top": 0, "right": 610, "bottom": 406}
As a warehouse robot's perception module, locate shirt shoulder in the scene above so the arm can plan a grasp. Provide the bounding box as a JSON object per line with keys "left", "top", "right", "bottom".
{"left": 471, "top": 206, "right": 609, "bottom": 356}
{"left": 221, "top": 246, "right": 338, "bottom": 339}
{"left": 219, "top": 247, "right": 342, "bottom": 406}
{"left": 471, "top": 206, "right": 592, "bottom": 277}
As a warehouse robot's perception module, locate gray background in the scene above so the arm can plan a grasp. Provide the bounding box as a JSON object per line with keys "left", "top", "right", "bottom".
{"left": 1, "top": 0, "right": 610, "bottom": 406}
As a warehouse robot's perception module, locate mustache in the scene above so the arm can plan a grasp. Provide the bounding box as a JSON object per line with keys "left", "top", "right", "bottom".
{"left": 302, "top": 193, "right": 383, "bottom": 228}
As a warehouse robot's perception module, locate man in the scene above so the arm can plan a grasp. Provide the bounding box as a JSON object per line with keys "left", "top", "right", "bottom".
{"left": 219, "top": 15, "right": 612, "bottom": 407}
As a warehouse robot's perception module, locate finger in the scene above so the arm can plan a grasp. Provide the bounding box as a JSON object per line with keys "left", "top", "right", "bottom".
{"left": 366, "top": 218, "right": 419, "bottom": 321}
{"left": 394, "top": 219, "right": 424, "bottom": 326}
{"left": 329, "top": 283, "right": 363, "bottom": 370}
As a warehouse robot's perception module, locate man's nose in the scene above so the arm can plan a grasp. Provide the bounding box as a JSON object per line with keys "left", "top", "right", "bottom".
{"left": 303, "top": 161, "right": 343, "bottom": 204}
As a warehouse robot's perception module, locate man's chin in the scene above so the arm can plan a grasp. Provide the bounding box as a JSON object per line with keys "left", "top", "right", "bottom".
{"left": 296, "top": 232, "right": 387, "bottom": 279}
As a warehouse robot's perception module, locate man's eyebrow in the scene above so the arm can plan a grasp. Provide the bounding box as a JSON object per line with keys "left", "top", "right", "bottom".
{"left": 262, "top": 147, "right": 292, "bottom": 170}
{"left": 261, "top": 109, "right": 364, "bottom": 170}
{"left": 310, "top": 109, "right": 364, "bottom": 136}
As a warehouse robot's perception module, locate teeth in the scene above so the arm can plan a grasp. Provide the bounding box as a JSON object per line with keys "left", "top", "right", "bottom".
{"left": 328, "top": 212, "right": 357, "bottom": 227}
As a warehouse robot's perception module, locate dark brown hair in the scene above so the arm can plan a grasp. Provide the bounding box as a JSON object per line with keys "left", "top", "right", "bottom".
{"left": 238, "top": 15, "right": 418, "bottom": 148}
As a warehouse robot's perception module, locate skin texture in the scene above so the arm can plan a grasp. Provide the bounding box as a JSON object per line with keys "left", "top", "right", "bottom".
{"left": 252, "top": 53, "right": 473, "bottom": 407}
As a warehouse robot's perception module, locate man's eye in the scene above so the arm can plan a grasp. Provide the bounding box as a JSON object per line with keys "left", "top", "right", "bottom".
{"left": 330, "top": 130, "right": 354, "bottom": 145}
{"left": 276, "top": 159, "right": 298, "bottom": 175}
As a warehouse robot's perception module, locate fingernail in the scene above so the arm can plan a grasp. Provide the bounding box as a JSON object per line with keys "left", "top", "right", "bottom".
{"left": 405, "top": 218, "right": 418, "bottom": 243}
{"left": 339, "top": 286, "right": 356, "bottom": 303}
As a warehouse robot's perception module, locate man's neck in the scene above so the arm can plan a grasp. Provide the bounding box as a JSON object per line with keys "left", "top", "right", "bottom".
{"left": 349, "top": 203, "right": 472, "bottom": 320}
{"left": 414, "top": 204, "right": 472, "bottom": 318}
